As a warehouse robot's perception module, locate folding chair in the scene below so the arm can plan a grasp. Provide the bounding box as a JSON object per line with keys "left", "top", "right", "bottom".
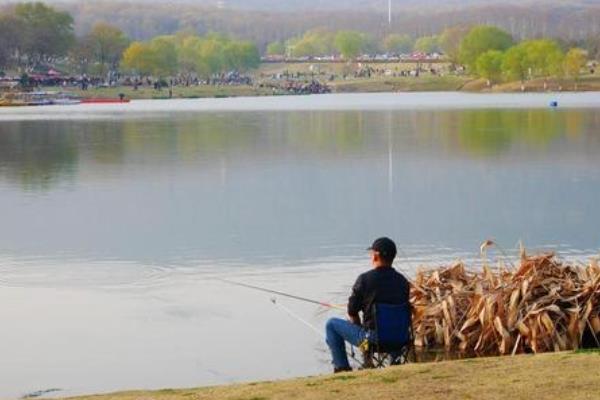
{"left": 361, "top": 302, "right": 414, "bottom": 368}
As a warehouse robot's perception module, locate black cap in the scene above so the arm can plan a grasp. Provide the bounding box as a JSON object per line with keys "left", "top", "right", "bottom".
{"left": 367, "top": 237, "right": 397, "bottom": 262}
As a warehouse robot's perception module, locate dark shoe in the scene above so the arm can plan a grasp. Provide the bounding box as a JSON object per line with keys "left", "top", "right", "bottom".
{"left": 333, "top": 366, "right": 352, "bottom": 373}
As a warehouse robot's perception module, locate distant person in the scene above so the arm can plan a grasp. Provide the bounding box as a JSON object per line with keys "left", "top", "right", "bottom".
{"left": 325, "top": 237, "right": 410, "bottom": 373}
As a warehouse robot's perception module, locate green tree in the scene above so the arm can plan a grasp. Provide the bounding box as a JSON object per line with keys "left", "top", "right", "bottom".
{"left": 177, "top": 35, "right": 203, "bottom": 77}
{"left": 439, "top": 25, "right": 471, "bottom": 65}
{"left": 197, "top": 38, "right": 224, "bottom": 76}
{"left": 86, "top": 22, "right": 130, "bottom": 74}
{"left": 289, "top": 38, "right": 317, "bottom": 57}
{"left": 122, "top": 41, "right": 155, "bottom": 75}
{"left": 148, "top": 36, "right": 178, "bottom": 76}
{"left": 476, "top": 50, "right": 504, "bottom": 84}
{"left": 502, "top": 39, "right": 565, "bottom": 81}
{"left": 564, "top": 48, "right": 587, "bottom": 87}
{"left": 235, "top": 41, "right": 260, "bottom": 70}
{"left": 266, "top": 41, "right": 285, "bottom": 56}
{"left": 222, "top": 40, "right": 260, "bottom": 71}
{"left": 502, "top": 45, "right": 528, "bottom": 82}
{"left": 0, "top": 14, "right": 23, "bottom": 69}
{"left": 289, "top": 28, "right": 334, "bottom": 58}
{"left": 123, "top": 33, "right": 260, "bottom": 77}
{"left": 459, "top": 26, "right": 514, "bottom": 70}
{"left": 521, "top": 39, "right": 564, "bottom": 77}
{"left": 15, "top": 2, "right": 75, "bottom": 66}
{"left": 69, "top": 35, "right": 95, "bottom": 74}
{"left": 334, "top": 30, "right": 365, "bottom": 59}
{"left": 414, "top": 35, "right": 440, "bottom": 53}
{"left": 383, "top": 34, "right": 413, "bottom": 54}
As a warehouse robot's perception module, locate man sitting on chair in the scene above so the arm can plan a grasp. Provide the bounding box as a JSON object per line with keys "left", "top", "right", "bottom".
{"left": 325, "top": 237, "right": 410, "bottom": 372}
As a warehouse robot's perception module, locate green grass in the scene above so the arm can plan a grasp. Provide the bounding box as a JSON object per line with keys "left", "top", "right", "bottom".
{"left": 44, "top": 84, "right": 280, "bottom": 100}
{"left": 574, "top": 348, "right": 600, "bottom": 354}
{"left": 328, "top": 75, "right": 470, "bottom": 93}
{"left": 48, "top": 351, "right": 600, "bottom": 400}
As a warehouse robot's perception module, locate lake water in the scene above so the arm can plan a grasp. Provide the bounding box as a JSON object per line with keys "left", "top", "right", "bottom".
{"left": 1, "top": 93, "right": 599, "bottom": 399}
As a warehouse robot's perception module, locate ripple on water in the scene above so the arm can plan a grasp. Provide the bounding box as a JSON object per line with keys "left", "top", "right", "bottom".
{"left": 0, "top": 256, "right": 173, "bottom": 290}
{"left": 0, "top": 244, "right": 596, "bottom": 290}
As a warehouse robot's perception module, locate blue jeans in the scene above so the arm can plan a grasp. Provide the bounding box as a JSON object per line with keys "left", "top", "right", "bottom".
{"left": 325, "top": 317, "right": 368, "bottom": 370}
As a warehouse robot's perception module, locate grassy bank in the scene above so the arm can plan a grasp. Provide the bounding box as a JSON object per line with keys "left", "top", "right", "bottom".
{"left": 33, "top": 62, "right": 600, "bottom": 99}
{"left": 328, "top": 75, "right": 471, "bottom": 92}
{"left": 53, "top": 85, "right": 280, "bottom": 100}
{"left": 46, "top": 76, "right": 469, "bottom": 101}
{"left": 45, "top": 76, "right": 600, "bottom": 101}
{"left": 460, "top": 75, "right": 600, "bottom": 92}
{"left": 55, "top": 351, "right": 600, "bottom": 400}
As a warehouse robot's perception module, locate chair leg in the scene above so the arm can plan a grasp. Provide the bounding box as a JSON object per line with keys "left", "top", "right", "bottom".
{"left": 361, "top": 350, "right": 375, "bottom": 369}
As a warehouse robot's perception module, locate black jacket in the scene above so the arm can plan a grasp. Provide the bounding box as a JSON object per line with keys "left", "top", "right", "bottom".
{"left": 347, "top": 266, "right": 410, "bottom": 330}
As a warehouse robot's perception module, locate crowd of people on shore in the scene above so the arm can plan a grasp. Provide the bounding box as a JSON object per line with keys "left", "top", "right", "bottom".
{"left": 260, "top": 62, "right": 450, "bottom": 84}
{"left": 259, "top": 80, "right": 331, "bottom": 95}
{"left": 2, "top": 68, "right": 333, "bottom": 96}
{"left": 3, "top": 61, "right": 455, "bottom": 96}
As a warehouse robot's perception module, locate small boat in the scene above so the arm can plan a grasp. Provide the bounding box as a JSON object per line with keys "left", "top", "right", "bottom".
{"left": 52, "top": 98, "right": 81, "bottom": 105}
{"left": 26, "top": 92, "right": 54, "bottom": 106}
{"left": 1, "top": 91, "right": 84, "bottom": 107}
{"left": 51, "top": 93, "right": 81, "bottom": 105}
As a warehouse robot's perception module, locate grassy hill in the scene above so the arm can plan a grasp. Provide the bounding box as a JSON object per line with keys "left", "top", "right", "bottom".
{"left": 53, "top": 351, "right": 600, "bottom": 400}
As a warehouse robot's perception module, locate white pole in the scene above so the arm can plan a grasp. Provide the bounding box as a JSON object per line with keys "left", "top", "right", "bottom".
{"left": 388, "top": 0, "right": 392, "bottom": 26}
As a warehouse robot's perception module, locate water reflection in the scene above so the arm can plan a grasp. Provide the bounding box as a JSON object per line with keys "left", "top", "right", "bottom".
{"left": 0, "top": 121, "right": 79, "bottom": 190}
{"left": 454, "top": 109, "right": 579, "bottom": 156}
{"left": 0, "top": 109, "right": 598, "bottom": 191}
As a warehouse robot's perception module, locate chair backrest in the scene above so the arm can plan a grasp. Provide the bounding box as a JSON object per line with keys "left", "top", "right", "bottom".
{"left": 372, "top": 302, "right": 412, "bottom": 352}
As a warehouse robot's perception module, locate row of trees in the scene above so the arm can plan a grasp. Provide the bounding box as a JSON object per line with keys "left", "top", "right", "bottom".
{"left": 70, "top": 22, "right": 130, "bottom": 75}
{"left": 266, "top": 25, "right": 590, "bottom": 85}
{"left": 0, "top": 3, "right": 75, "bottom": 70}
{"left": 0, "top": 2, "right": 591, "bottom": 83}
{"left": 266, "top": 30, "right": 448, "bottom": 59}
{"left": 0, "top": 2, "right": 261, "bottom": 78}
{"left": 266, "top": 26, "right": 519, "bottom": 60}
{"left": 121, "top": 33, "right": 260, "bottom": 77}
{"left": 0, "top": 2, "right": 130, "bottom": 75}
{"left": 66, "top": 1, "right": 600, "bottom": 55}
{"left": 458, "top": 26, "right": 589, "bottom": 84}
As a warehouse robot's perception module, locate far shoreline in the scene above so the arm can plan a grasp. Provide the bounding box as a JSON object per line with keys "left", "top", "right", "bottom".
{"left": 3, "top": 92, "right": 600, "bottom": 122}
{"left": 29, "top": 74, "right": 600, "bottom": 102}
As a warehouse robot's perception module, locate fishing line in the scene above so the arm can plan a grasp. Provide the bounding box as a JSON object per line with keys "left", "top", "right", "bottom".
{"left": 270, "top": 297, "right": 324, "bottom": 338}
{"left": 217, "top": 278, "right": 346, "bottom": 310}
{"left": 394, "top": 245, "right": 416, "bottom": 284}
{"left": 270, "top": 297, "right": 364, "bottom": 366}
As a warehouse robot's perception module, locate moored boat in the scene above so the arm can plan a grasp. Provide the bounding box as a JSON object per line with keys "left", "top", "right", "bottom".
{"left": 26, "top": 92, "right": 54, "bottom": 106}
{"left": 0, "top": 91, "right": 84, "bottom": 106}
{"left": 51, "top": 92, "right": 81, "bottom": 105}
{"left": 52, "top": 98, "right": 81, "bottom": 105}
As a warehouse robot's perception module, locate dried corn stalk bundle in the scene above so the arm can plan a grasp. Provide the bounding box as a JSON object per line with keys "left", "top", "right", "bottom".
{"left": 410, "top": 251, "right": 600, "bottom": 356}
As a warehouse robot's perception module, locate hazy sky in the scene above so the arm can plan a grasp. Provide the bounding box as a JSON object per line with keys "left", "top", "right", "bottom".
{"left": 0, "top": 0, "right": 564, "bottom": 11}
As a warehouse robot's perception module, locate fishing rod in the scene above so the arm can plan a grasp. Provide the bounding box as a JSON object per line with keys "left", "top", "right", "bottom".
{"left": 270, "top": 296, "right": 364, "bottom": 366}
{"left": 217, "top": 278, "right": 346, "bottom": 311}
{"left": 220, "top": 277, "right": 373, "bottom": 367}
